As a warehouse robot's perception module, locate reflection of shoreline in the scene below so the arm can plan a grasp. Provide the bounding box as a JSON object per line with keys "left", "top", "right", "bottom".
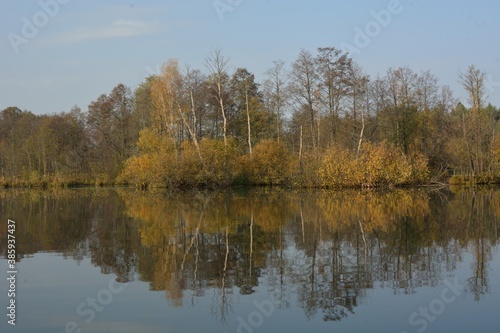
{"left": 0, "top": 187, "right": 498, "bottom": 322}
{"left": 117, "top": 187, "right": 497, "bottom": 321}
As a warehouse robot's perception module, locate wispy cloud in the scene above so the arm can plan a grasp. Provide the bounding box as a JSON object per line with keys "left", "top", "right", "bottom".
{"left": 46, "top": 20, "right": 163, "bottom": 45}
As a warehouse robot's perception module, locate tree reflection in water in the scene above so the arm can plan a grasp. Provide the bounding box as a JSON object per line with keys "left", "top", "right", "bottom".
{"left": 1, "top": 187, "right": 498, "bottom": 322}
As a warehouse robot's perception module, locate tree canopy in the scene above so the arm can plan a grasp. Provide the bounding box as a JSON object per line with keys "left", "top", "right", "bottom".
{"left": 1, "top": 48, "right": 499, "bottom": 188}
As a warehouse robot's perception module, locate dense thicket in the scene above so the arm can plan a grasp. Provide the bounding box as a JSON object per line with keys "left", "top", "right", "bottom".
{"left": 1, "top": 48, "right": 499, "bottom": 188}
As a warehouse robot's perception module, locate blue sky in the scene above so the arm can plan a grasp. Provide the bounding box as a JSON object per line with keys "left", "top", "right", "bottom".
{"left": 1, "top": 0, "right": 499, "bottom": 115}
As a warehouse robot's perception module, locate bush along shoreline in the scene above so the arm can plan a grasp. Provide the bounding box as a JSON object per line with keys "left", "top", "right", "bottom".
{"left": 2, "top": 138, "right": 498, "bottom": 190}
{"left": 117, "top": 138, "right": 432, "bottom": 189}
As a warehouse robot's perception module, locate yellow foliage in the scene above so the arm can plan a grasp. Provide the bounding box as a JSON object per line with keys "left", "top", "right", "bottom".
{"left": 358, "top": 142, "right": 411, "bottom": 186}
{"left": 318, "top": 146, "right": 358, "bottom": 187}
{"left": 137, "top": 128, "right": 163, "bottom": 153}
{"left": 318, "top": 142, "right": 429, "bottom": 188}
{"left": 198, "top": 138, "right": 240, "bottom": 186}
{"left": 121, "top": 126, "right": 429, "bottom": 188}
{"left": 316, "top": 189, "right": 430, "bottom": 233}
{"left": 246, "top": 139, "right": 294, "bottom": 185}
{"left": 118, "top": 129, "right": 178, "bottom": 188}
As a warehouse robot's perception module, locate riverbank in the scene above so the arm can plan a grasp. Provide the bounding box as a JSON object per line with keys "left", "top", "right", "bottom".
{"left": 2, "top": 173, "right": 498, "bottom": 190}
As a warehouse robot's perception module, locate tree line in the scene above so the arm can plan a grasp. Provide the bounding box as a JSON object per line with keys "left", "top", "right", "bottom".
{"left": 1, "top": 47, "right": 499, "bottom": 188}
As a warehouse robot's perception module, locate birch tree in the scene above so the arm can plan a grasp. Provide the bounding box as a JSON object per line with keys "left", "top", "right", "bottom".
{"left": 205, "top": 49, "right": 232, "bottom": 147}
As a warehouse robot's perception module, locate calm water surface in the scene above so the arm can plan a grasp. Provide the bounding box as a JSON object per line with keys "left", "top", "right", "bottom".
{"left": 1, "top": 187, "right": 499, "bottom": 333}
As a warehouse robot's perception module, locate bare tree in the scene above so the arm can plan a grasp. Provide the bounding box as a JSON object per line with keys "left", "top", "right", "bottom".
{"left": 380, "top": 67, "right": 419, "bottom": 154}
{"left": 230, "top": 68, "right": 260, "bottom": 157}
{"left": 204, "top": 49, "right": 231, "bottom": 147}
{"left": 348, "top": 65, "right": 369, "bottom": 155}
{"left": 315, "top": 47, "right": 353, "bottom": 145}
{"left": 459, "top": 65, "right": 486, "bottom": 112}
{"left": 416, "top": 70, "right": 439, "bottom": 112}
{"left": 289, "top": 49, "right": 320, "bottom": 149}
{"left": 263, "top": 60, "right": 289, "bottom": 142}
{"left": 457, "top": 65, "right": 495, "bottom": 176}
{"left": 183, "top": 65, "right": 204, "bottom": 162}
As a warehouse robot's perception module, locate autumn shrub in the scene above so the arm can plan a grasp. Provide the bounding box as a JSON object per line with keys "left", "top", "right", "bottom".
{"left": 358, "top": 142, "right": 412, "bottom": 186}
{"left": 234, "top": 154, "right": 251, "bottom": 186}
{"left": 120, "top": 130, "right": 243, "bottom": 188}
{"left": 318, "top": 146, "right": 358, "bottom": 187}
{"left": 494, "top": 136, "right": 500, "bottom": 177}
{"left": 245, "top": 139, "right": 294, "bottom": 185}
{"left": 121, "top": 128, "right": 430, "bottom": 189}
{"left": 359, "top": 142, "right": 430, "bottom": 186}
{"left": 291, "top": 151, "right": 322, "bottom": 187}
{"left": 118, "top": 128, "right": 179, "bottom": 188}
{"left": 449, "top": 175, "right": 465, "bottom": 185}
{"left": 172, "top": 141, "right": 200, "bottom": 187}
{"left": 120, "top": 154, "right": 159, "bottom": 188}
{"left": 196, "top": 138, "right": 240, "bottom": 186}
{"left": 407, "top": 151, "right": 430, "bottom": 184}
{"left": 318, "top": 142, "right": 429, "bottom": 188}
{"left": 474, "top": 173, "right": 497, "bottom": 184}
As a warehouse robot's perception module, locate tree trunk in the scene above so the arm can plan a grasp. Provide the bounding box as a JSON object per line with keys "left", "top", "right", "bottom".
{"left": 246, "top": 89, "right": 253, "bottom": 158}
{"left": 357, "top": 107, "right": 365, "bottom": 157}
{"left": 177, "top": 98, "right": 203, "bottom": 163}
{"left": 219, "top": 84, "right": 228, "bottom": 147}
{"left": 309, "top": 103, "right": 316, "bottom": 149}
{"left": 299, "top": 126, "right": 303, "bottom": 164}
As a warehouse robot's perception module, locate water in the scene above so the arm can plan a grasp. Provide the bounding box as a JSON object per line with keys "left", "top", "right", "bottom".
{"left": 1, "top": 187, "right": 499, "bottom": 333}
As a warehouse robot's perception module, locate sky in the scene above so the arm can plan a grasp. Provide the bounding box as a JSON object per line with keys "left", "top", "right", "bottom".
{"left": 1, "top": 0, "right": 499, "bottom": 115}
